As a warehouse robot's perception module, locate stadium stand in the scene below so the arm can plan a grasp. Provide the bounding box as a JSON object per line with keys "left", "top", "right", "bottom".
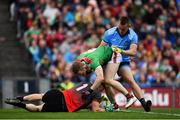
{"left": 8, "top": 0, "right": 180, "bottom": 90}
{"left": 0, "top": 0, "right": 37, "bottom": 108}
{"left": 0, "top": 0, "right": 35, "bottom": 78}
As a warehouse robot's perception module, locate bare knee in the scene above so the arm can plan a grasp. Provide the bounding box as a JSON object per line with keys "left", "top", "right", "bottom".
{"left": 104, "top": 79, "right": 112, "bottom": 85}
{"left": 99, "top": 78, "right": 105, "bottom": 83}
{"left": 124, "top": 77, "right": 139, "bottom": 88}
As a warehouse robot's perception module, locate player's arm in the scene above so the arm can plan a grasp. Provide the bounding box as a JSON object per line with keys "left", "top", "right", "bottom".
{"left": 90, "top": 66, "right": 104, "bottom": 91}
{"left": 122, "top": 43, "right": 137, "bottom": 56}
{"left": 99, "top": 30, "right": 110, "bottom": 47}
{"left": 91, "top": 100, "right": 105, "bottom": 112}
{"left": 122, "top": 34, "right": 138, "bottom": 56}
{"left": 112, "top": 44, "right": 137, "bottom": 56}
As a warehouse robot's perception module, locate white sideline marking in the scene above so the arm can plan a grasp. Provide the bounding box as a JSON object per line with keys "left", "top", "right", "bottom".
{"left": 122, "top": 109, "right": 180, "bottom": 117}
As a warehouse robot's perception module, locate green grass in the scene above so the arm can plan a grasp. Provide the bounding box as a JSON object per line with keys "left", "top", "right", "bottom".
{"left": 0, "top": 108, "right": 180, "bottom": 119}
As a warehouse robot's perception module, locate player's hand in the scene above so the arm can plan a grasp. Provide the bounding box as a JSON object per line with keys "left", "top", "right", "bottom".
{"left": 111, "top": 46, "right": 124, "bottom": 53}
{"left": 105, "top": 104, "right": 114, "bottom": 112}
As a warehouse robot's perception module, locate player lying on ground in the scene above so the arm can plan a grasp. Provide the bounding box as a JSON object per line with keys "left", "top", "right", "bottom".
{"left": 72, "top": 46, "right": 137, "bottom": 109}
{"left": 5, "top": 82, "right": 109, "bottom": 112}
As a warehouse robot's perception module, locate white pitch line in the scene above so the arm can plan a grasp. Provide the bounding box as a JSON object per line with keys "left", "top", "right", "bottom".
{"left": 122, "top": 109, "right": 180, "bottom": 117}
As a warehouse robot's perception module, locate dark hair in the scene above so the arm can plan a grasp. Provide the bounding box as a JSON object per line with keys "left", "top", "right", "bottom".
{"left": 120, "top": 16, "right": 129, "bottom": 25}
{"left": 71, "top": 61, "right": 84, "bottom": 74}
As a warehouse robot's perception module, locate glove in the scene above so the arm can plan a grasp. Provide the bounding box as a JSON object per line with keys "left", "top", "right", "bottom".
{"left": 112, "top": 46, "right": 124, "bottom": 53}
{"left": 105, "top": 104, "right": 114, "bottom": 112}
{"left": 105, "top": 103, "right": 121, "bottom": 112}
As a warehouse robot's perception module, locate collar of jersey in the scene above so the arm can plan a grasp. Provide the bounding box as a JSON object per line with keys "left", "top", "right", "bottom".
{"left": 116, "top": 27, "right": 130, "bottom": 38}
{"left": 77, "top": 57, "right": 92, "bottom": 64}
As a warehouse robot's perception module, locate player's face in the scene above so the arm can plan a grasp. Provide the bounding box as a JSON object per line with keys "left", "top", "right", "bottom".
{"left": 78, "top": 70, "right": 87, "bottom": 76}
{"left": 78, "top": 65, "right": 87, "bottom": 76}
{"left": 118, "top": 23, "right": 129, "bottom": 35}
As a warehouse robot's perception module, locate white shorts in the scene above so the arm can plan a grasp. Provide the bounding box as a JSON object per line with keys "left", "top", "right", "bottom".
{"left": 108, "top": 52, "right": 122, "bottom": 63}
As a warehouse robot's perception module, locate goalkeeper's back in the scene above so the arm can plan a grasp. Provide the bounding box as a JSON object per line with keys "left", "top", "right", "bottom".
{"left": 62, "top": 82, "right": 101, "bottom": 112}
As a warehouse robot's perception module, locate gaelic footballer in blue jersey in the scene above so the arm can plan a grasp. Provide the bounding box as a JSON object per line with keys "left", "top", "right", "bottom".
{"left": 99, "top": 16, "right": 152, "bottom": 112}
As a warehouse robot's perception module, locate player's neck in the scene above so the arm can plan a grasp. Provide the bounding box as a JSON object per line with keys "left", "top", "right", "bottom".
{"left": 116, "top": 28, "right": 129, "bottom": 37}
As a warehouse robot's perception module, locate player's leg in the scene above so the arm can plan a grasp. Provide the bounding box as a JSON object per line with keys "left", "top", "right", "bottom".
{"left": 104, "top": 63, "right": 132, "bottom": 97}
{"left": 103, "top": 84, "right": 115, "bottom": 104}
{"left": 25, "top": 90, "right": 68, "bottom": 112}
{"left": 118, "top": 65, "right": 152, "bottom": 111}
{"left": 103, "top": 84, "right": 121, "bottom": 110}
{"left": 5, "top": 98, "right": 26, "bottom": 108}
{"left": 16, "top": 94, "right": 44, "bottom": 102}
{"left": 104, "top": 63, "right": 136, "bottom": 109}
{"left": 104, "top": 53, "right": 133, "bottom": 98}
{"left": 5, "top": 98, "right": 43, "bottom": 112}
{"left": 26, "top": 104, "right": 43, "bottom": 112}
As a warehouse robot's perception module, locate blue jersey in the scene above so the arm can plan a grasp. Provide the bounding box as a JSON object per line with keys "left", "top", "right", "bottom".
{"left": 103, "top": 27, "right": 138, "bottom": 62}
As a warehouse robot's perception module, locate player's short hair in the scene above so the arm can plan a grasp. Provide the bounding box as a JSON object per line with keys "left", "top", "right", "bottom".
{"left": 120, "top": 16, "right": 129, "bottom": 25}
{"left": 71, "top": 61, "right": 84, "bottom": 74}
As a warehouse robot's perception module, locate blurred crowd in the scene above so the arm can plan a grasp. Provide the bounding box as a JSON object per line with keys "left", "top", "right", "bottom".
{"left": 10, "top": 0, "right": 180, "bottom": 89}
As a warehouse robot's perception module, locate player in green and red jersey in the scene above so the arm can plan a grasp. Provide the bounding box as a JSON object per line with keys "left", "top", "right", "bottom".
{"left": 71, "top": 46, "right": 136, "bottom": 109}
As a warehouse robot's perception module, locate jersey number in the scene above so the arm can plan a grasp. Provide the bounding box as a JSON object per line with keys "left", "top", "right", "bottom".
{"left": 76, "top": 84, "right": 88, "bottom": 91}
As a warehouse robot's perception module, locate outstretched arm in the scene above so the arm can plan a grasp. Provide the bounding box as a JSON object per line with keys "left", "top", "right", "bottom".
{"left": 122, "top": 44, "right": 137, "bottom": 56}
{"left": 112, "top": 44, "right": 137, "bottom": 56}
{"left": 91, "top": 100, "right": 105, "bottom": 112}
{"left": 90, "top": 66, "right": 104, "bottom": 91}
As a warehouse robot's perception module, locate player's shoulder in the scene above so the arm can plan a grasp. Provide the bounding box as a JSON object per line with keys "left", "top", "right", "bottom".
{"left": 77, "top": 53, "right": 84, "bottom": 59}
{"left": 97, "top": 45, "right": 109, "bottom": 49}
{"left": 105, "top": 27, "right": 117, "bottom": 36}
{"left": 128, "top": 28, "right": 138, "bottom": 39}
{"left": 129, "top": 28, "right": 137, "bottom": 35}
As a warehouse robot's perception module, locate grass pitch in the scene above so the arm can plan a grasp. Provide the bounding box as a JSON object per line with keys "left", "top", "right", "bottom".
{"left": 0, "top": 108, "right": 180, "bottom": 119}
